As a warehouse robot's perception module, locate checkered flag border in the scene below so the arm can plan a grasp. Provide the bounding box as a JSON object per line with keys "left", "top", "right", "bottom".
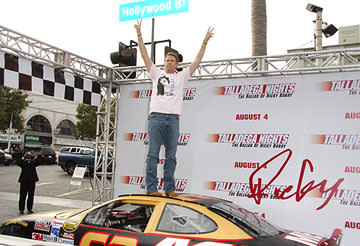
{"left": 0, "top": 51, "right": 101, "bottom": 106}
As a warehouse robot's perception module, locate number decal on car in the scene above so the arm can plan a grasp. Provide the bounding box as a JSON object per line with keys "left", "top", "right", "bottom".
{"left": 79, "top": 231, "right": 138, "bottom": 246}
{"left": 79, "top": 232, "right": 235, "bottom": 246}
{"left": 79, "top": 231, "right": 111, "bottom": 246}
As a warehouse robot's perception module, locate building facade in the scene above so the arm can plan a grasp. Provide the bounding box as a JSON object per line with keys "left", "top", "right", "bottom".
{"left": 1, "top": 91, "right": 94, "bottom": 151}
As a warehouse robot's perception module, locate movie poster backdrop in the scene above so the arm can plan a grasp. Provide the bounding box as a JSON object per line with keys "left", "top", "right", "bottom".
{"left": 115, "top": 71, "right": 360, "bottom": 245}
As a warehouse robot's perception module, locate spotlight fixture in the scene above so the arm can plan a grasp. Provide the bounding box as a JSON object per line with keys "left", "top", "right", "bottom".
{"left": 322, "top": 24, "right": 338, "bottom": 38}
{"left": 306, "top": 3, "right": 323, "bottom": 13}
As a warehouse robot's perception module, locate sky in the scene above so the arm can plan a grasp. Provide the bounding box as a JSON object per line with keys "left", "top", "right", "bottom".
{"left": 0, "top": 0, "right": 359, "bottom": 67}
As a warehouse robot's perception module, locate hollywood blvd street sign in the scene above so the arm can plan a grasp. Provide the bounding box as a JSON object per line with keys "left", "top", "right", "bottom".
{"left": 119, "top": 0, "right": 189, "bottom": 22}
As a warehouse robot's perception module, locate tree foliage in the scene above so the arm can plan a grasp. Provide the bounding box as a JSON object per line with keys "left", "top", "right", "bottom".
{"left": 74, "top": 97, "right": 118, "bottom": 140}
{"left": 0, "top": 86, "right": 31, "bottom": 133}
{"left": 74, "top": 103, "right": 97, "bottom": 140}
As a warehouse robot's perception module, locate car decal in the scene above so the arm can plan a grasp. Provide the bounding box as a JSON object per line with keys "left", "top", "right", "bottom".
{"left": 63, "top": 221, "right": 79, "bottom": 232}
{"left": 51, "top": 219, "right": 66, "bottom": 227}
{"left": 79, "top": 223, "right": 254, "bottom": 242}
{"left": 32, "top": 232, "right": 74, "bottom": 245}
{"left": 34, "top": 219, "right": 51, "bottom": 232}
{"left": 78, "top": 231, "right": 112, "bottom": 246}
{"left": 5, "top": 220, "right": 28, "bottom": 227}
{"left": 284, "top": 232, "right": 323, "bottom": 246}
{"left": 61, "top": 231, "right": 75, "bottom": 240}
{"left": 156, "top": 238, "right": 235, "bottom": 246}
{"left": 76, "top": 225, "right": 256, "bottom": 246}
{"left": 78, "top": 231, "right": 238, "bottom": 246}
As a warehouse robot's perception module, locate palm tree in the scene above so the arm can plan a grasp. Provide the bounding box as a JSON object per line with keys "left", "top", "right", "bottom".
{"left": 251, "top": 0, "right": 267, "bottom": 70}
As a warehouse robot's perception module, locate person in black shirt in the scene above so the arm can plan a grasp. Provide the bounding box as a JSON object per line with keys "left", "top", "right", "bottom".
{"left": 17, "top": 151, "right": 40, "bottom": 215}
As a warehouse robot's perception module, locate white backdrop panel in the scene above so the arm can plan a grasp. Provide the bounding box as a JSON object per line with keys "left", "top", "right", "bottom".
{"left": 115, "top": 71, "right": 360, "bottom": 245}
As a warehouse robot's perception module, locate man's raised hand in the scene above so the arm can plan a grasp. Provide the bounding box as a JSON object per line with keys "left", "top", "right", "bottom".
{"left": 134, "top": 19, "right": 142, "bottom": 34}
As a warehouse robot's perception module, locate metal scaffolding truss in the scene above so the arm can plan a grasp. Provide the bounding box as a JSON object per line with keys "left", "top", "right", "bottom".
{"left": 0, "top": 25, "right": 115, "bottom": 205}
{"left": 2, "top": 25, "right": 360, "bottom": 205}
{"left": 92, "top": 79, "right": 119, "bottom": 205}
{"left": 0, "top": 25, "right": 110, "bottom": 82}
{"left": 113, "top": 48, "right": 360, "bottom": 83}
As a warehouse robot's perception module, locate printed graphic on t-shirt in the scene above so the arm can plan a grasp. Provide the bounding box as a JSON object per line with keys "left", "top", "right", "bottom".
{"left": 157, "top": 75, "right": 175, "bottom": 96}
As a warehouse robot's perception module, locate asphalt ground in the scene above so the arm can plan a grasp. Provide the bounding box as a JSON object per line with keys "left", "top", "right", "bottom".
{"left": 0, "top": 163, "right": 92, "bottom": 222}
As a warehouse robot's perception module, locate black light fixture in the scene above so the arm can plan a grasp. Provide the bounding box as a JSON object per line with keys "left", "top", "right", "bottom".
{"left": 306, "top": 3, "right": 323, "bottom": 13}
{"left": 110, "top": 42, "right": 137, "bottom": 67}
{"left": 322, "top": 24, "right": 338, "bottom": 38}
{"left": 110, "top": 42, "right": 137, "bottom": 79}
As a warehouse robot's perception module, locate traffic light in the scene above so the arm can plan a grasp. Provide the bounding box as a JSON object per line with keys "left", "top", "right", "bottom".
{"left": 110, "top": 42, "right": 137, "bottom": 67}
{"left": 164, "top": 46, "right": 183, "bottom": 63}
{"left": 110, "top": 42, "right": 137, "bottom": 79}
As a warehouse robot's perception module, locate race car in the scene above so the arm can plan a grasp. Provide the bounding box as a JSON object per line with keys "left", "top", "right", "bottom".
{"left": 0, "top": 193, "right": 342, "bottom": 246}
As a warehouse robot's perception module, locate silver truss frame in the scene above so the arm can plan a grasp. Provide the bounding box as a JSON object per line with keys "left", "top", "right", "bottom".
{"left": 0, "top": 25, "right": 115, "bottom": 205}
{"left": 2, "top": 25, "right": 360, "bottom": 205}
{"left": 113, "top": 48, "right": 360, "bottom": 83}
{"left": 0, "top": 25, "right": 110, "bottom": 81}
{"left": 92, "top": 73, "right": 119, "bottom": 205}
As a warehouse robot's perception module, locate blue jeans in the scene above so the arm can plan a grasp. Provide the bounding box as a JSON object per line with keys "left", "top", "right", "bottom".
{"left": 146, "top": 112, "right": 179, "bottom": 193}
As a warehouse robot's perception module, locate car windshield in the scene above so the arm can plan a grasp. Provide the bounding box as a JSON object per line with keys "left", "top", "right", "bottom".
{"left": 26, "top": 147, "right": 41, "bottom": 154}
{"left": 60, "top": 147, "right": 70, "bottom": 153}
{"left": 42, "top": 148, "right": 55, "bottom": 154}
{"left": 209, "top": 201, "right": 282, "bottom": 238}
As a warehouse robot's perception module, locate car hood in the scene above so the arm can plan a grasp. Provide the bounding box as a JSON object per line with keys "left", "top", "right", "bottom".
{"left": 18, "top": 208, "right": 87, "bottom": 222}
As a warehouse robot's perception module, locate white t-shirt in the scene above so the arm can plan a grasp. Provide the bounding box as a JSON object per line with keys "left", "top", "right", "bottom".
{"left": 149, "top": 64, "right": 191, "bottom": 115}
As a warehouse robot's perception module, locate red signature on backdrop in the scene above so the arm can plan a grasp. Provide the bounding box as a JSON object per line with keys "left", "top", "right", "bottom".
{"left": 248, "top": 149, "right": 344, "bottom": 210}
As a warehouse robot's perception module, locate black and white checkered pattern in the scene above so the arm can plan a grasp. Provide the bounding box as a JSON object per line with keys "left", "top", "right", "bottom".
{"left": 0, "top": 51, "right": 100, "bottom": 106}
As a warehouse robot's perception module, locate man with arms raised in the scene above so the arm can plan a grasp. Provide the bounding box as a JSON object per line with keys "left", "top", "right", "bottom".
{"left": 134, "top": 20, "right": 214, "bottom": 197}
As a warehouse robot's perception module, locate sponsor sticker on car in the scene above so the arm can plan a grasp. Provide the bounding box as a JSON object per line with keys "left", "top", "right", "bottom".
{"left": 32, "top": 232, "right": 74, "bottom": 244}
{"left": 61, "top": 231, "right": 75, "bottom": 240}
{"left": 5, "top": 221, "right": 28, "bottom": 227}
{"left": 63, "top": 221, "right": 79, "bottom": 232}
{"left": 34, "top": 219, "right": 51, "bottom": 232}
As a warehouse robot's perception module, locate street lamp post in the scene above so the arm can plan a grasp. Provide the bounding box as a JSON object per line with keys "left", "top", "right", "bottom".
{"left": 306, "top": 3, "right": 323, "bottom": 66}
{"left": 306, "top": 3, "right": 338, "bottom": 66}
{"left": 7, "top": 112, "right": 13, "bottom": 152}
{"left": 315, "top": 11, "right": 323, "bottom": 51}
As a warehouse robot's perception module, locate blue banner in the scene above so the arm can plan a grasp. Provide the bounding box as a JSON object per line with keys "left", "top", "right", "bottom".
{"left": 119, "top": 0, "right": 189, "bottom": 22}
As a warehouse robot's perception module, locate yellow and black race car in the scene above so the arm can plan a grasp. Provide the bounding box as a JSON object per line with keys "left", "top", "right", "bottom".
{"left": 0, "top": 193, "right": 342, "bottom": 246}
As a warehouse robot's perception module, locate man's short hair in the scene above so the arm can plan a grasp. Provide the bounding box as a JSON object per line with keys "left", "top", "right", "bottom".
{"left": 165, "top": 52, "right": 179, "bottom": 63}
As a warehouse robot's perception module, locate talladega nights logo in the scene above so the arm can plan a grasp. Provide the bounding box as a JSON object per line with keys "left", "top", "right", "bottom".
{"left": 121, "top": 176, "right": 187, "bottom": 192}
{"left": 216, "top": 82, "right": 296, "bottom": 99}
{"left": 183, "top": 88, "right": 196, "bottom": 100}
{"left": 207, "top": 181, "right": 286, "bottom": 199}
{"left": 209, "top": 133, "right": 289, "bottom": 148}
{"left": 132, "top": 88, "right": 196, "bottom": 100}
{"left": 132, "top": 89, "right": 152, "bottom": 98}
{"left": 125, "top": 133, "right": 191, "bottom": 146}
{"left": 320, "top": 79, "right": 360, "bottom": 95}
{"left": 312, "top": 134, "right": 360, "bottom": 150}
{"left": 322, "top": 188, "right": 360, "bottom": 207}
